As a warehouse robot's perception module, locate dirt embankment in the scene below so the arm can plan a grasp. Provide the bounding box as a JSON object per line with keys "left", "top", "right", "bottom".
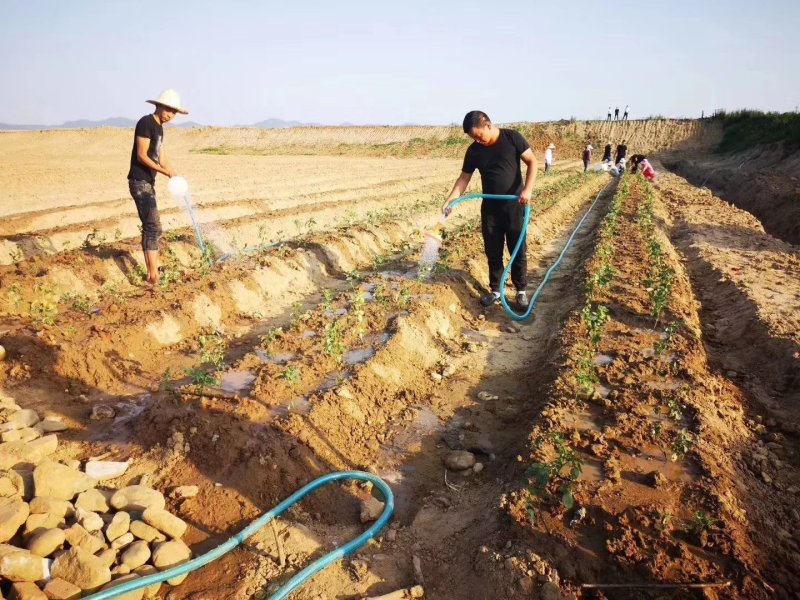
{"left": 663, "top": 144, "right": 800, "bottom": 245}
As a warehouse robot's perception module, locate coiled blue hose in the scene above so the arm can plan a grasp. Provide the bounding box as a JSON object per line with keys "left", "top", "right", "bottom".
{"left": 446, "top": 184, "right": 610, "bottom": 321}
{"left": 84, "top": 471, "right": 394, "bottom": 600}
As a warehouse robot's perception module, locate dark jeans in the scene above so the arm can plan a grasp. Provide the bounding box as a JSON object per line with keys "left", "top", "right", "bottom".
{"left": 583, "top": 159, "right": 590, "bottom": 172}
{"left": 481, "top": 200, "right": 527, "bottom": 292}
{"left": 129, "top": 179, "right": 162, "bottom": 251}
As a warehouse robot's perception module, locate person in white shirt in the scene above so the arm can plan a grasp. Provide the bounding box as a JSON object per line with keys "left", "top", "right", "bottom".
{"left": 623, "top": 105, "right": 629, "bottom": 121}
{"left": 544, "top": 143, "right": 555, "bottom": 174}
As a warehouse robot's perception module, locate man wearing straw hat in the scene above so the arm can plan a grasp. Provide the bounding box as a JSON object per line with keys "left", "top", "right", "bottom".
{"left": 127, "top": 89, "right": 188, "bottom": 286}
{"left": 544, "top": 143, "right": 555, "bottom": 174}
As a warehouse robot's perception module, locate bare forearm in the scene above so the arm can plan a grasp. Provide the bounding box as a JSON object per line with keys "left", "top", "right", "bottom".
{"left": 522, "top": 157, "right": 538, "bottom": 194}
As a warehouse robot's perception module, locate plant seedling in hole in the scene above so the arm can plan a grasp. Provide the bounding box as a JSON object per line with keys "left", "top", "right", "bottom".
{"left": 690, "top": 511, "right": 719, "bottom": 534}
{"left": 671, "top": 428, "right": 693, "bottom": 461}
{"left": 199, "top": 331, "right": 227, "bottom": 369}
{"left": 283, "top": 365, "right": 301, "bottom": 387}
{"left": 581, "top": 304, "right": 610, "bottom": 350}
{"left": 260, "top": 327, "right": 283, "bottom": 350}
{"left": 324, "top": 320, "right": 345, "bottom": 361}
{"left": 524, "top": 432, "right": 583, "bottom": 520}
{"left": 185, "top": 368, "right": 219, "bottom": 388}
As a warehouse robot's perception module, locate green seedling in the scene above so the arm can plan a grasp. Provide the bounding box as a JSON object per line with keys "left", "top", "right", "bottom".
{"left": 655, "top": 321, "right": 683, "bottom": 356}
{"left": 671, "top": 428, "right": 693, "bottom": 461}
{"left": 283, "top": 365, "right": 301, "bottom": 387}
{"left": 199, "top": 331, "right": 226, "bottom": 369}
{"left": 260, "top": 327, "right": 283, "bottom": 350}
{"left": 581, "top": 304, "right": 610, "bottom": 350}
{"left": 184, "top": 368, "right": 219, "bottom": 387}
{"left": 324, "top": 320, "right": 345, "bottom": 361}
{"left": 525, "top": 432, "right": 584, "bottom": 520}
{"left": 690, "top": 511, "right": 719, "bottom": 534}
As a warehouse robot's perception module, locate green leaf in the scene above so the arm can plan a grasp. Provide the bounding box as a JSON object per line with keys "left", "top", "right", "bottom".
{"left": 562, "top": 489, "right": 575, "bottom": 509}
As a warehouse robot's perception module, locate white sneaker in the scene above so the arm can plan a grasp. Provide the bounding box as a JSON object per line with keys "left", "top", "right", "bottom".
{"left": 516, "top": 291, "right": 529, "bottom": 308}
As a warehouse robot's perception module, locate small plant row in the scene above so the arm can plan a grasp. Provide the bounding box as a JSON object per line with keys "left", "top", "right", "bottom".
{"left": 574, "top": 177, "right": 630, "bottom": 398}
{"left": 635, "top": 179, "right": 675, "bottom": 329}
{"left": 521, "top": 178, "right": 630, "bottom": 520}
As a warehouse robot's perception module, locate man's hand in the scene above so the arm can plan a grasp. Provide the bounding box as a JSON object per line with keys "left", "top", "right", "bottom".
{"left": 441, "top": 198, "right": 452, "bottom": 216}
{"left": 163, "top": 166, "right": 177, "bottom": 178}
{"left": 518, "top": 190, "right": 532, "bottom": 205}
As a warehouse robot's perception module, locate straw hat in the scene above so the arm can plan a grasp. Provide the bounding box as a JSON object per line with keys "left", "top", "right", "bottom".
{"left": 146, "top": 89, "right": 189, "bottom": 114}
{"left": 547, "top": 143, "right": 556, "bottom": 149}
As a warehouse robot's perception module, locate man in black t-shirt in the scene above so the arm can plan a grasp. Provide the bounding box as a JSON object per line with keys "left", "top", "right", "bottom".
{"left": 127, "top": 89, "right": 188, "bottom": 285}
{"left": 442, "top": 111, "right": 538, "bottom": 308}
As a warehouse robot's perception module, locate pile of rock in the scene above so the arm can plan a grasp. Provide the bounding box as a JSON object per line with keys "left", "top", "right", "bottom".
{"left": 0, "top": 395, "right": 193, "bottom": 599}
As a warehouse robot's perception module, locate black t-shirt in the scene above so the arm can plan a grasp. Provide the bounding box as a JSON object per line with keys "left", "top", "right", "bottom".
{"left": 615, "top": 144, "right": 628, "bottom": 161}
{"left": 602, "top": 145, "right": 612, "bottom": 160}
{"left": 462, "top": 128, "right": 530, "bottom": 198}
{"left": 128, "top": 115, "right": 164, "bottom": 184}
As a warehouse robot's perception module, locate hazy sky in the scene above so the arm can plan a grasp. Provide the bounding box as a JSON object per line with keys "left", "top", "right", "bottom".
{"left": 1, "top": 0, "right": 798, "bottom": 125}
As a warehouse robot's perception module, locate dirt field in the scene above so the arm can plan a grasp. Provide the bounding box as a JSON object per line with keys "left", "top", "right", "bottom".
{"left": 1, "top": 121, "right": 798, "bottom": 600}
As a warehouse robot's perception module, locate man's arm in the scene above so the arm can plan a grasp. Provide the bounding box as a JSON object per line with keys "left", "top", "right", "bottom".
{"left": 441, "top": 171, "right": 473, "bottom": 214}
{"left": 519, "top": 148, "right": 537, "bottom": 205}
{"left": 159, "top": 146, "right": 177, "bottom": 177}
{"left": 136, "top": 137, "right": 175, "bottom": 178}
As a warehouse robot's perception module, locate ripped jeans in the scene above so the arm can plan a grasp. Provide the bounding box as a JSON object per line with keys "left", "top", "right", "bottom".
{"left": 129, "top": 179, "right": 163, "bottom": 251}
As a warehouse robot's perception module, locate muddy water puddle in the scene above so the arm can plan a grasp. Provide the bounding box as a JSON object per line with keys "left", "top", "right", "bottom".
{"left": 219, "top": 370, "right": 257, "bottom": 393}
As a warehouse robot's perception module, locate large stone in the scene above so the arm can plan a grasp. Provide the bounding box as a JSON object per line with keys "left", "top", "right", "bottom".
{"left": 27, "top": 528, "right": 65, "bottom": 557}
{"left": 8, "top": 409, "right": 40, "bottom": 428}
{"left": 24, "top": 513, "right": 65, "bottom": 538}
{"left": 129, "top": 521, "right": 165, "bottom": 543}
{"left": 51, "top": 547, "right": 111, "bottom": 592}
{"left": 359, "top": 496, "right": 385, "bottom": 524}
{"left": 0, "top": 545, "right": 50, "bottom": 582}
{"left": 38, "top": 419, "right": 68, "bottom": 433}
{"left": 110, "top": 532, "right": 135, "bottom": 550}
{"left": 95, "top": 548, "right": 117, "bottom": 569}
{"left": 76, "top": 509, "right": 104, "bottom": 533}
{"left": 120, "top": 541, "right": 150, "bottom": 570}
{"left": 28, "top": 497, "right": 74, "bottom": 519}
{"left": 105, "top": 511, "right": 130, "bottom": 542}
{"left": 0, "top": 496, "right": 30, "bottom": 542}
{"left": 74, "top": 488, "right": 110, "bottom": 513}
{"left": 9, "top": 581, "right": 48, "bottom": 600}
{"left": 33, "top": 460, "right": 95, "bottom": 501}
{"left": 110, "top": 486, "right": 165, "bottom": 512}
{"left": 0, "top": 436, "right": 58, "bottom": 470}
{"left": 100, "top": 573, "right": 146, "bottom": 600}
{"left": 133, "top": 564, "right": 162, "bottom": 598}
{"left": 3, "top": 427, "right": 42, "bottom": 443}
{"left": 11, "top": 467, "right": 34, "bottom": 500}
{"left": 150, "top": 540, "right": 192, "bottom": 585}
{"left": 42, "top": 578, "right": 82, "bottom": 599}
{"left": 0, "top": 474, "right": 19, "bottom": 496}
{"left": 85, "top": 461, "right": 129, "bottom": 481}
{"left": 142, "top": 508, "right": 187, "bottom": 540}
{"left": 64, "top": 523, "right": 104, "bottom": 555}
{"left": 444, "top": 450, "right": 476, "bottom": 471}
{"left": 10, "top": 581, "right": 48, "bottom": 600}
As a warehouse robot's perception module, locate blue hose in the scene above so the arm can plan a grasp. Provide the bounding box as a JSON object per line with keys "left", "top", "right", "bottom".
{"left": 84, "top": 471, "right": 394, "bottom": 600}
{"left": 446, "top": 184, "right": 610, "bottom": 321}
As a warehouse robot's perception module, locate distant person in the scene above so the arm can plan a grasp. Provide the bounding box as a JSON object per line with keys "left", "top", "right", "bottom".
{"left": 617, "top": 156, "right": 627, "bottom": 174}
{"left": 544, "top": 143, "right": 555, "bottom": 174}
{"left": 606, "top": 107, "right": 612, "bottom": 122}
{"left": 629, "top": 154, "right": 646, "bottom": 173}
{"left": 640, "top": 158, "right": 657, "bottom": 181}
{"left": 623, "top": 105, "right": 629, "bottom": 121}
{"left": 615, "top": 140, "right": 628, "bottom": 164}
{"left": 602, "top": 143, "right": 613, "bottom": 163}
{"left": 614, "top": 106, "right": 620, "bottom": 121}
{"left": 582, "top": 144, "right": 593, "bottom": 172}
{"left": 441, "top": 111, "right": 537, "bottom": 308}
{"left": 127, "top": 89, "right": 188, "bottom": 286}
{"left": 701, "top": 110, "right": 705, "bottom": 119}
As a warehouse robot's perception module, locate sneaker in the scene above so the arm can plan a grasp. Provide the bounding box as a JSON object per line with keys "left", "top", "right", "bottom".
{"left": 516, "top": 291, "right": 529, "bottom": 308}
{"left": 480, "top": 291, "right": 501, "bottom": 307}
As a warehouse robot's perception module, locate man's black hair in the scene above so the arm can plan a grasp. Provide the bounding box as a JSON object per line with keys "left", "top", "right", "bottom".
{"left": 463, "top": 111, "right": 490, "bottom": 133}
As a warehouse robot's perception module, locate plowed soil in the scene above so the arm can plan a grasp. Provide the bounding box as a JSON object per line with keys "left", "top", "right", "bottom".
{"left": 1, "top": 123, "right": 798, "bottom": 600}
